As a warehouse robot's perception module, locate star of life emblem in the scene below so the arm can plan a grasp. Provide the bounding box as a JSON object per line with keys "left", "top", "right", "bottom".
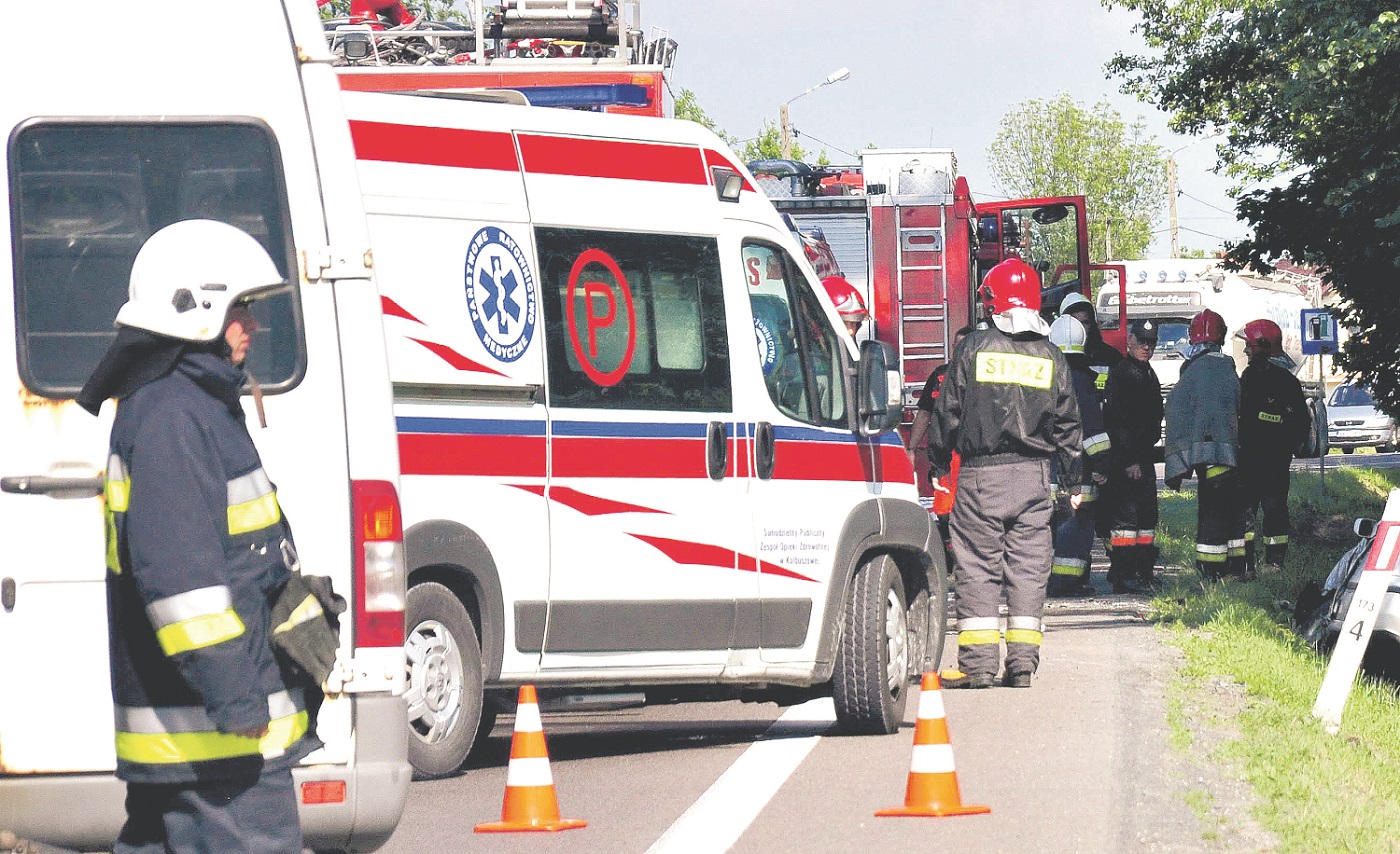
{"left": 465, "top": 226, "right": 536, "bottom": 363}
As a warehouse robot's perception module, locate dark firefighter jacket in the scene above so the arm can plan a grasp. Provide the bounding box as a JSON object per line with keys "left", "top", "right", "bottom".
{"left": 104, "top": 351, "right": 318, "bottom": 784}
{"left": 1104, "top": 356, "right": 1163, "bottom": 470}
{"left": 1164, "top": 348, "right": 1240, "bottom": 480}
{"left": 1239, "top": 357, "right": 1310, "bottom": 467}
{"left": 1085, "top": 331, "right": 1123, "bottom": 391}
{"left": 1065, "top": 353, "right": 1111, "bottom": 499}
{"left": 934, "top": 326, "right": 1082, "bottom": 485}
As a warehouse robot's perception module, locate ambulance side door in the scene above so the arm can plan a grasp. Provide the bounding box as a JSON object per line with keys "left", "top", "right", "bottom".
{"left": 534, "top": 227, "right": 752, "bottom": 672}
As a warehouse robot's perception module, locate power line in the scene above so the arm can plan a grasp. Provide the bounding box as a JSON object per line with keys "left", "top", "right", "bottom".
{"left": 791, "top": 129, "right": 857, "bottom": 160}
{"left": 1178, "top": 191, "right": 1239, "bottom": 217}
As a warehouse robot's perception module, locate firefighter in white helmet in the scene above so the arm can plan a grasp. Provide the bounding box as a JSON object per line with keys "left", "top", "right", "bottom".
{"left": 77, "top": 220, "right": 324, "bottom": 854}
{"left": 1047, "top": 314, "right": 1111, "bottom": 597}
{"left": 932, "top": 259, "right": 1081, "bottom": 689}
{"left": 822, "top": 275, "right": 870, "bottom": 338}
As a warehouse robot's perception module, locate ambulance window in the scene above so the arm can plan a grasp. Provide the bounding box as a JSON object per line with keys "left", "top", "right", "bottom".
{"left": 537, "top": 228, "right": 730, "bottom": 412}
{"left": 10, "top": 121, "right": 302, "bottom": 396}
{"left": 744, "top": 241, "right": 846, "bottom": 427}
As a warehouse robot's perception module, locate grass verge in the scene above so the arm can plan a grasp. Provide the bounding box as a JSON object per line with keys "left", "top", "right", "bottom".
{"left": 1152, "top": 465, "right": 1400, "bottom": 852}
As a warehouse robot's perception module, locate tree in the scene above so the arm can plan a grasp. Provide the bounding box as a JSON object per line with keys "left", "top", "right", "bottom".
{"left": 739, "top": 119, "right": 808, "bottom": 163}
{"left": 1106, "top": 1, "right": 1400, "bottom": 411}
{"left": 988, "top": 94, "right": 1164, "bottom": 264}
{"left": 673, "top": 89, "right": 735, "bottom": 146}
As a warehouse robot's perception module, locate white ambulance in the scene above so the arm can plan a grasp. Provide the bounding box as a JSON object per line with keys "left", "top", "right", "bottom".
{"left": 0, "top": 1, "right": 408, "bottom": 851}
{"left": 344, "top": 91, "right": 945, "bottom": 778}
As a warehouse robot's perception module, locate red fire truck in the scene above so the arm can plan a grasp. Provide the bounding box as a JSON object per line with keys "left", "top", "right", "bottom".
{"left": 323, "top": 0, "right": 674, "bottom": 117}
{"left": 752, "top": 149, "right": 1127, "bottom": 497}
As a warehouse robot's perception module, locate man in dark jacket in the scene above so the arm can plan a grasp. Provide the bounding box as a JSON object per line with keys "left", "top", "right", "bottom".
{"left": 1238, "top": 319, "right": 1310, "bottom": 574}
{"left": 1165, "top": 308, "right": 1245, "bottom": 580}
{"left": 1102, "top": 319, "right": 1164, "bottom": 592}
{"left": 933, "top": 259, "right": 1081, "bottom": 689}
{"left": 78, "top": 220, "right": 312, "bottom": 854}
{"left": 1047, "top": 314, "right": 1111, "bottom": 597}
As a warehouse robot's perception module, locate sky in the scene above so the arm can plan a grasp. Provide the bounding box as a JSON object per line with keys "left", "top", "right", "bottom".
{"left": 639, "top": 0, "right": 1250, "bottom": 259}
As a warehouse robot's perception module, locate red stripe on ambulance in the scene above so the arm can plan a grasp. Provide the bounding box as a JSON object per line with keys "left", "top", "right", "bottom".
{"left": 517, "top": 134, "right": 709, "bottom": 185}
{"left": 399, "top": 434, "right": 545, "bottom": 477}
{"left": 629, "top": 534, "right": 817, "bottom": 583}
{"left": 349, "top": 119, "right": 519, "bottom": 171}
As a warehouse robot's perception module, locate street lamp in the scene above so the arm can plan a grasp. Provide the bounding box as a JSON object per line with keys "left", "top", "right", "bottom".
{"left": 779, "top": 67, "right": 850, "bottom": 160}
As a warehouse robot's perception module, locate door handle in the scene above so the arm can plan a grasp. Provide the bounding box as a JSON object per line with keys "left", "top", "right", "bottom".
{"left": 755, "top": 421, "right": 776, "bottom": 480}
{"left": 706, "top": 421, "right": 728, "bottom": 480}
{"left": 1, "top": 475, "right": 104, "bottom": 499}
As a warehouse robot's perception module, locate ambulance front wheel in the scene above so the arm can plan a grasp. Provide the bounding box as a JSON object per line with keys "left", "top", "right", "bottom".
{"left": 833, "top": 553, "right": 910, "bottom": 734}
{"left": 404, "top": 581, "right": 488, "bottom": 779}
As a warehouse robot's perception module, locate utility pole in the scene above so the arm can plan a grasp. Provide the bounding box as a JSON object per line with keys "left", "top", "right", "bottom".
{"left": 1166, "top": 154, "right": 1180, "bottom": 257}
{"left": 1104, "top": 219, "right": 1113, "bottom": 261}
{"left": 780, "top": 103, "right": 793, "bottom": 160}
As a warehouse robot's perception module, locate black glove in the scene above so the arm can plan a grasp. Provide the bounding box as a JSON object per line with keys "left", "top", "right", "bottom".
{"left": 1053, "top": 491, "right": 1073, "bottom": 517}
{"left": 269, "top": 572, "right": 346, "bottom": 685}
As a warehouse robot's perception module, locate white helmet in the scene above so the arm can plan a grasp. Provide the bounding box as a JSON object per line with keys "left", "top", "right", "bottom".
{"left": 1048, "top": 314, "right": 1087, "bottom": 354}
{"left": 1059, "top": 291, "right": 1093, "bottom": 316}
{"left": 115, "top": 220, "right": 289, "bottom": 342}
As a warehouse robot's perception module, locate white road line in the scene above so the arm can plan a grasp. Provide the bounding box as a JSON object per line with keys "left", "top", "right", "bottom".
{"left": 645, "top": 697, "right": 836, "bottom": 854}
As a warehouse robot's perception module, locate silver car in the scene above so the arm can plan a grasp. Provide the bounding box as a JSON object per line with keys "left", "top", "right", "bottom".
{"left": 1327, "top": 384, "right": 1398, "bottom": 453}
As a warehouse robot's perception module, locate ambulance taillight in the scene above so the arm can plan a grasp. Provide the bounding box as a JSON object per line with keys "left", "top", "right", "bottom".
{"left": 352, "top": 479, "right": 406, "bottom": 647}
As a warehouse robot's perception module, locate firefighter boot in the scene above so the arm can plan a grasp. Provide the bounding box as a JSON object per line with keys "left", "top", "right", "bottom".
{"left": 1244, "top": 535, "right": 1257, "bottom": 578}
{"left": 1108, "top": 548, "right": 1136, "bottom": 594}
{"left": 1137, "top": 545, "right": 1160, "bottom": 591}
{"left": 1262, "top": 541, "right": 1287, "bottom": 574}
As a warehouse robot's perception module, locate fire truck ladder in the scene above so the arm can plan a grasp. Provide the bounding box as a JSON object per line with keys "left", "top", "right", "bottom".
{"left": 893, "top": 200, "right": 949, "bottom": 382}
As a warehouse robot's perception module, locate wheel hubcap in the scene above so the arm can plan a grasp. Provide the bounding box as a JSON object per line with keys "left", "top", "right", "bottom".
{"left": 404, "top": 619, "right": 464, "bottom": 744}
{"left": 884, "top": 589, "right": 909, "bottom": 693}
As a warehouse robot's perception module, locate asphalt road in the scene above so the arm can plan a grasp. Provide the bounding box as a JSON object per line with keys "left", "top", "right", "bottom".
{"left": 380, "top": 594, "right": 1202, "bottom": 853}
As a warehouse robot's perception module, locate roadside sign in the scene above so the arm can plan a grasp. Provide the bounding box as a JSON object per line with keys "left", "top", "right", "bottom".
{"left": 1301, "top": 308, "right": 1337, "bottom": 355}
{"left": 1312, "top": 491, "right": 1400, "bottom": 732}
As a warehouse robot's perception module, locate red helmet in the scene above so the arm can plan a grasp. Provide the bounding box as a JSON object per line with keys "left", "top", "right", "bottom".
{"left": 1188, "top": 309, "right": 1227, "bottom": 345}
{"left": 980, "top": 258, "right": 1041, "bottom": 316}
{"left": 821, "top": 276, "right": 870, "bottom": 323}
{"left": 1242, "top": 318, "right": 1283, "bottom": 356}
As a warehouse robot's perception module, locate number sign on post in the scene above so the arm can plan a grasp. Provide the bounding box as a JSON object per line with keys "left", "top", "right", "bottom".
{"left": 1312, "top": 489, "right": 1400, "bottom": 733}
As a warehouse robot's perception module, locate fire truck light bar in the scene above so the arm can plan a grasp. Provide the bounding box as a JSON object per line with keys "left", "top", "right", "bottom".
{"left": 502, "top": 83, "right": 649, "bottom": 109}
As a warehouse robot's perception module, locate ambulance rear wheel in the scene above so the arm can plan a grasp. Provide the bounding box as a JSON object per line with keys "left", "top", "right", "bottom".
{"left": 405, "top": 581, "right": 485, "bottom": 779}
{"left": 833, "top": 554, "right": 909, "bottom": 734}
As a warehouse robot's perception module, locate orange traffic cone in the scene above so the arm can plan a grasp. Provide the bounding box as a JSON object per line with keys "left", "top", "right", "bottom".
{"left": 876, "top": 672, "right": 991, "bottom": 818}
{"left": 475, "top": 685, "right": 588, "bottom": 833}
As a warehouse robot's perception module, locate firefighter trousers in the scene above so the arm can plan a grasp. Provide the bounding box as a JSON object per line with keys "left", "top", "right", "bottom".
{"left": 950, "top": 458, "right": 1052, "bottom": 677}
{"left": 1196, "top": 464, "right": 1246, "bottom": 579}
{"left": 1050, "top": 503, "right": 1095, "bottom": 593}
{"left": 1106, "top": 468, "right": 1158, "bottom": 584}
{"left": 114, "top": 767, "right": 302, "bottom": 854}
{"left": 1241, "top": 458, "right": 1292, "bottom": 570}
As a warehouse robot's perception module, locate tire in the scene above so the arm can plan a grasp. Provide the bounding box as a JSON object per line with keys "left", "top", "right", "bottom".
{"left": 833, "top": 554, "right": 910, "bottom": 735}
{"left": 404, "top": 581, "right": 486, "bottom": 779}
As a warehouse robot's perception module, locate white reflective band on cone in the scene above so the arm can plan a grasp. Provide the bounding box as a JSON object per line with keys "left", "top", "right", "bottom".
{"left": 918, "top": 690, "right": 945, "bottom": 721}
{"left": 505, "top": 756, "right": 554, "bottom": 787}
{"left": 908, "top": 743, "right": 956, "bottom": 774}
{"left": 515, "top": 702, "right": 542, "bottom": 732}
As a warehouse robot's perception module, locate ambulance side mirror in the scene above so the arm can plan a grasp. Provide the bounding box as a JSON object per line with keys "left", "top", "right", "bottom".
{"left": 856, "top": 340, "right": 902, "bottom": 436}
